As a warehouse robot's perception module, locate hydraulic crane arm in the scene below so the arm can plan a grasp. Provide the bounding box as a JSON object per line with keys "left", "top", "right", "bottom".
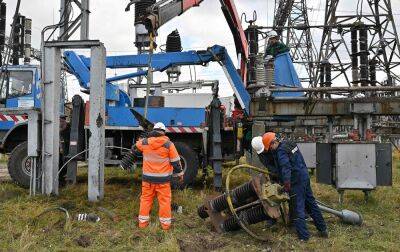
{"left": 141, "top": 0, "right": 248, "bottom": 83}
{"left": 64, "top": 45, "right": 251, "bottom": 113}
{"left": 143, "top": 0, "right": 204, "bottom": 33}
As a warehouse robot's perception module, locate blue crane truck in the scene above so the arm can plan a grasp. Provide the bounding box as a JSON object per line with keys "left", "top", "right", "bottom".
{"left": 0, "top": 45, "right": 301, "bottom": 189}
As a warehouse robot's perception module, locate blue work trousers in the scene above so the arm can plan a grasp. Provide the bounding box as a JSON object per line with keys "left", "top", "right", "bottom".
{"left": 291, "top": 175, "right": 326, "bottom": 240}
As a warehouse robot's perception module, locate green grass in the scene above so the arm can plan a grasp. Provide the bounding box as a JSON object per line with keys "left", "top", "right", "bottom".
{"left": 0, "top": 154, "right": 399, "bottom": 251}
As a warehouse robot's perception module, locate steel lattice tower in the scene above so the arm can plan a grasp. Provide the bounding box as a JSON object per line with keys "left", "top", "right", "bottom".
{"left": 274, "top": 0, "right": 318, "bottom": 86}
{"left": 316, "top": 0, "right": 400, "bottom": 88}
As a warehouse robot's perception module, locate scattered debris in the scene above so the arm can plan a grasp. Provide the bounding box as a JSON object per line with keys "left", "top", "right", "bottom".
{"left": 171, "top": 203, "right": 183, "bottom": 214}
{"left": 76, "top": 213, "right": 100, "bottom": 222}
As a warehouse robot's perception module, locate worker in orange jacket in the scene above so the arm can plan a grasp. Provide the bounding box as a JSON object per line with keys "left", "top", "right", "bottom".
{"left": 134, "top": 122, "right": 184, "bottom": 230}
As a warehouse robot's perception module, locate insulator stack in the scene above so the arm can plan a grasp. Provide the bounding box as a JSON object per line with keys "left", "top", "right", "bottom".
{"left": 265, "top": 61, "right": 274, "bottom": 87}
{"left": 220, "top": 214, "right": 241, "bottom": 231}
{"left": 197, "top": 181, "right": 257, "bottom": 219}
{"left": 221, "top": 204, "right": 268, "bottom": 232}
{"left": 210, "top": 194, "right": 229, "bottom": 212}
{"left": 255, "top": 54, "right": 266, "bottom": 85}
{"left": 351, "top": 26, "right": 359, "bottom": 85}
{"left": 359, "top": 24, "right": 369, "bottom": 86}
{"left": 325, "top": 61, "right": 332, "bottom": 87}
{"left": 244, "top": 204, "right": 268, "bottom": 224}
{"left": 232, "top": 181, "right": 257, "bottom": 205}
{"left": 0, "top": 1, "right": 6, "bottom": 64}
{"left": 134, "top": 0, "right": 155, "bottom": 24}
{"left": 245, "top": 25, "right": 259, "bottom": 85}
{"left": 320, "top": 60, "right": 331, "bottom": 89}
{"left": 166, "top": 30, "right": 182, "bottom": 52}
{"left": 12, "top": 15, "right": 25, "bottom": 65}
{"left": 369, "top": 59, "right": 377, "bottom": 86}
{"left": 120, "top": 152, "right": 136, "bottom": 171}
{"left": 319, "top": 61, "right": 325, "bottom": 86}
{"left": 23, "top": 18, "right": 31, "bottom": 64}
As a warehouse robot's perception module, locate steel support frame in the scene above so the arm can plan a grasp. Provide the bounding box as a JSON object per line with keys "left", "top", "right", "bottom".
{"left": 41, "top": 41, "right": 105, "bottom": 202}
{"left": 251, "top": 97, "right": 400, "bottom": 116}
{"left": 59, "top": 0, "right": 90, "bottom": 41}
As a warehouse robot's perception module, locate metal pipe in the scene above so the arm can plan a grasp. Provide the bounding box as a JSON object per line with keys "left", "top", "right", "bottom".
{"left": 233, "top": 200, "right": 261, "bottom": 212}
{"left": 318, "top": 204, "right": 363, "bottom": 226}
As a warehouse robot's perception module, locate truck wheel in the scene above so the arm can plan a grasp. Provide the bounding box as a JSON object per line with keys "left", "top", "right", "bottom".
{"left": 7, "top": 142, "right": 67, "bottom": 188}
{"left": 172, "top": 142, "right": 199, "bottom": 189}
{"left": 8, "top": 142, "right": 31, "bottom": 188}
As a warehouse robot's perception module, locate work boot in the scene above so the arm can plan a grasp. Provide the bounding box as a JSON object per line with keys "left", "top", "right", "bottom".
{"left": 318, "top": 230, "right": 329, "bottom": 238}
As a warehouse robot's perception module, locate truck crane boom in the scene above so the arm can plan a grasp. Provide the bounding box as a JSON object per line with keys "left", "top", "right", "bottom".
{"left": 143, "top": 0, "right": 204, "bottom": 33}
{"left": 64, "top": 45, "right": 251, "bottom": 113}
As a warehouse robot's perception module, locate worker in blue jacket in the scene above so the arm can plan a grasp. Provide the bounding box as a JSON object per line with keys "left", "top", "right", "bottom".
{"left": 251, "top": 133, "right": 328, "bottom": 241}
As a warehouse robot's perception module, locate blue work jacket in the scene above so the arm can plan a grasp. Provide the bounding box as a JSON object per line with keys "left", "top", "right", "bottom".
{"left": 258, "top": 141, "right": 309, "bottom": 184}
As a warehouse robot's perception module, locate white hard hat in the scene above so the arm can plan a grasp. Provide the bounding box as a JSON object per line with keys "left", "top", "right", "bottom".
{"left": 269, "top": 30, "right": 278, "bottom": 38}
{"left": 153, "top": 122, "right": 166, "bottom": 131}
{"left": 251, "top": 136, "right": 265, "bottom": 154}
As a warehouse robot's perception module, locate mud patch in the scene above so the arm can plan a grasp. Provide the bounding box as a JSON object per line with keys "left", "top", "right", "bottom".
{"left": 75, "top": 235, "right": 92, "bottom": 248}
{"left": 0, "top": 189, "right": 21, "bottom": 202}
{"left": 178, "top": 233, "right": 227, "bottom": 252}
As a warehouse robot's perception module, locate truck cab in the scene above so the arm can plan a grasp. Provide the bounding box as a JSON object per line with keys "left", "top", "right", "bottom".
{"left": 0, "top": 65, "right": 41, "bottom": 150}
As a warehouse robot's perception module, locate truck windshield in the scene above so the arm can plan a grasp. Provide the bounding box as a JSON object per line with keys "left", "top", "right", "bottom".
{"left": 8, "top": 70, "right": 33, "bottom": 97}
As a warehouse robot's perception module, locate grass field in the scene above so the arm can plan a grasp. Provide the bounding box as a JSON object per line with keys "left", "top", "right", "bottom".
{"left": 0, "top": 154, "right": 399, "bottom": 251}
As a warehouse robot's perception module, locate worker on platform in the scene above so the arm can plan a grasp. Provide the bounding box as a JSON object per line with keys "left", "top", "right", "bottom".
{"left": 135, "top": 122, "right": 184, "bottom": 230}
{"left": 251, "top": 133, "right": 328, "bottom": 241}
{"left": 265, "top": 30, "right": 290, "bottom": 57}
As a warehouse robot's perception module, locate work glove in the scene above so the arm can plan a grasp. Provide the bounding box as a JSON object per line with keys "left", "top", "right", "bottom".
{"left": 178, "top": 174, "right": 184, "bottom": 183}
{"left": 283, "top": 181, "right": 291, "bottom": 193}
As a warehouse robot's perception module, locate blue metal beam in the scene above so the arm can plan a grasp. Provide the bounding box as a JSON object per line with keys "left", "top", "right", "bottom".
{"left": 106, "top": 70, "right": 148, "bottom": 82}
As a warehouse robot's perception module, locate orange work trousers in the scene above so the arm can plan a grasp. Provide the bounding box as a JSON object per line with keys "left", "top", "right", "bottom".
{"left": 138, "top": 181, "right": 172, "bottom": 230}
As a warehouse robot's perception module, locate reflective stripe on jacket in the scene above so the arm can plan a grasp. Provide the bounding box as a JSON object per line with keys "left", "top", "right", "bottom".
{"left": 136, "top": 135, "right": 182, "bottom": 183}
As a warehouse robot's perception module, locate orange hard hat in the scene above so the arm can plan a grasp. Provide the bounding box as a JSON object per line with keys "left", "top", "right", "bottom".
{"left": 262, "top": 132, "right": 276, "bottom": 151}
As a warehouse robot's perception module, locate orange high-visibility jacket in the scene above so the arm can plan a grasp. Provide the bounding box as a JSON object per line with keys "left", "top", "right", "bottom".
{"left": 136, "top": 135, "right": 183, "bottom": 183}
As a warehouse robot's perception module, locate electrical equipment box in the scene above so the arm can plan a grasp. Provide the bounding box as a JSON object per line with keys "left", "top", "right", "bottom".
{"left": 316, "top": 143, "right": 392, "bottom": 191}
{"left": 297, "top": 142, "right": 317, "bottom": 169}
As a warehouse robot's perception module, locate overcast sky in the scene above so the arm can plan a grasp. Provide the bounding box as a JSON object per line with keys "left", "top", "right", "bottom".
{"left": 4, "top": 0, "right": 400, "bottom": 98}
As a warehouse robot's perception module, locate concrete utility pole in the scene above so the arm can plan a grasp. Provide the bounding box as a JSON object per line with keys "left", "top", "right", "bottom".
{"left": 88, "top": 44, "right": 106, "bottom": 202}
{"left": 41, "top": 40, "right": 106, "bottom": 201}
